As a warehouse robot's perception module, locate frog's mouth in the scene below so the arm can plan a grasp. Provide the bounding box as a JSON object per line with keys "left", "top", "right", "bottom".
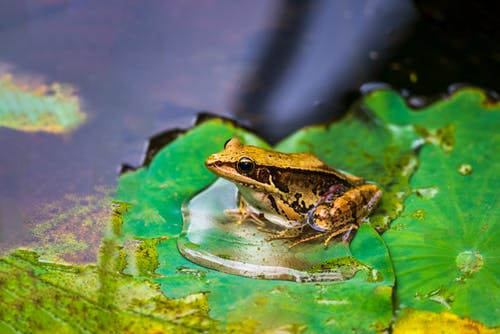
{"left": 205, "top": 154, "right": 226, "bottom": 175}
{"left": 205, "top": 156, "right": 232, "bottom": 176}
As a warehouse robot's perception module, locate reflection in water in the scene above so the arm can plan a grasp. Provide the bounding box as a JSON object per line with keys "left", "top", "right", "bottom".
{"left": 234, "top": 0, "right": 417, "bottom": 141}
{"left": 234, "top": 1, "right": 318, "bottom": 126}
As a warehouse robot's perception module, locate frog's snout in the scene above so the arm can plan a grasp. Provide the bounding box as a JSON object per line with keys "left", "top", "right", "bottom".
{"left": 205, "top": 154, "right": 221, "bottom": 169}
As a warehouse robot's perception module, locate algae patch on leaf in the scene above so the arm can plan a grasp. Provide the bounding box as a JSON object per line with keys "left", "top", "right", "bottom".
{"left": 1, "top": 186, "right": 114, "bottom": 264}
{"left": 0, "top": 249, "right": 220, "bottom": 333}
{"left": 392, "top": 308, "right": 498, "bottom": 334}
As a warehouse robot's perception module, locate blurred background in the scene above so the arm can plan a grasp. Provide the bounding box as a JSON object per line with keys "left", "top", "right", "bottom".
{"left": 0, "top": 0, "right": 498, "bottom": 246}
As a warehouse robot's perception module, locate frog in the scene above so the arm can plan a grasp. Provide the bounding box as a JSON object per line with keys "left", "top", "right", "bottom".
{"left": 205, "top": 138, "right": 382, "bottom": 248}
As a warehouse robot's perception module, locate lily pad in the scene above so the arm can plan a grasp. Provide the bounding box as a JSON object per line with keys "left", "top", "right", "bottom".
{"left": 276, "top": 87, "right": 499, "bottom": 327}
{"left": 0, "top": 249, "right": 220, "bottom": 333}
{"left": 114, "top": 117, "right": 396, "bottom": 332}
{"left": 370, "top": 88, "right": 500, "bottom": 326}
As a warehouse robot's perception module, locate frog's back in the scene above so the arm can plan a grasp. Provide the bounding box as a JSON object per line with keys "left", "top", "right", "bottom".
{"left": 279, "top": 152, "right": 365, "bottom": 186}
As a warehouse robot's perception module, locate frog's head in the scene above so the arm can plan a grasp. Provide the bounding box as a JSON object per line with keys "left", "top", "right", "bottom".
{"left": 205, "top": 138, "right": 262, "bottom": 188}
{"left": 205, "top": 138, "right": 335, "bottom": 190}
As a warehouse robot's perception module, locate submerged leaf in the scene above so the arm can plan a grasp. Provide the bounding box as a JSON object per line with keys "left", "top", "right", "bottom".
{"left": 1, "top": 186, "right": 114, "bottom": 264}
{"left": 0, "top": 72, "right": 86, "bottom": 134}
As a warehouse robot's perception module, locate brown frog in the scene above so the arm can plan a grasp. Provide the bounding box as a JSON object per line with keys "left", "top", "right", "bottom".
{"left": 205, "top": 138, "right": 382, "bottom": 247}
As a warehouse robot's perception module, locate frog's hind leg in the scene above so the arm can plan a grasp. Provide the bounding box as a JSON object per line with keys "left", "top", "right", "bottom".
{"left": 323, "top": 223, "right": 359, "bottom": 247}
{"left": 265, "top": 225, "right": 305, "bottom": 241}
{"left": 288, "top": 232, "right": 326, "bottom": 249}
{"left": 287, "top": 223, "right": 359, "bottom": 249}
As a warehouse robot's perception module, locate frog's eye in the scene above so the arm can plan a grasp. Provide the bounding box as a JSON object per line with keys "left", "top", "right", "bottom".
{"left": 237, "top": 157, "right": 255, "bottom": 174}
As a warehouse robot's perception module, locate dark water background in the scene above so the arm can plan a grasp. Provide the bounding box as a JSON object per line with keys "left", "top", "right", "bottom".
{"left": 0, "top": 0, "right": 498, "bottom": 244}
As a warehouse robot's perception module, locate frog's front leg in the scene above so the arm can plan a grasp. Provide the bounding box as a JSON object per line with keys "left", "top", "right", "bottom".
{"left": 224, "top": 196, "right": 267, "bottom": 226}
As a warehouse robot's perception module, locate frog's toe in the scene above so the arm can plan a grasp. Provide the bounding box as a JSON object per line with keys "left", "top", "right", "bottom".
{"left": 265, "top": 227, "right": 305, "bottom": 242}
{"left": 323, "top": 223, "right": 359, "bottom": 247}
{"left": 264, "top": 230, "right": 288, "bottom": 241}
{"left": 288, "top": 232, "right": 326, "bottom": 249}
{"left": 257, "top": 226, "right": 279, "bottom": 235}
{"left": 224, "top": 208, "right": 241, "bottom": 215}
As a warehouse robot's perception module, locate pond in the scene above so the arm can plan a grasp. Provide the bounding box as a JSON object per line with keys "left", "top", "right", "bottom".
{"left": 0, "top": 1, "right": 498, "bottom": 333}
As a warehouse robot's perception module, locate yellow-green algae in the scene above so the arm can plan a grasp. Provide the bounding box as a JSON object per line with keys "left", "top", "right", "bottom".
{"left": 392, "top": 308, "right": 499, "bottom": 334}
{"left": 0, "top": 72, "right": 86, "bottom": 133}
{"left": 0, "top": 249, "right": 221, "bottom": 333}
{"left": 11, "top": 186, "right": 114, "bottom": 264}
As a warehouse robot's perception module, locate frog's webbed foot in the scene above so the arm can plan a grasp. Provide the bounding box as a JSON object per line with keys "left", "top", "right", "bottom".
{"left": 222, "top": 194, "right": 266, "bottom": 226}
{"left": 224, "top": 208, "right": 267, "bottom": 226}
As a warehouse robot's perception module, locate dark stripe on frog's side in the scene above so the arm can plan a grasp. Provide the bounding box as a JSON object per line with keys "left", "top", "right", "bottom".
{"left": 266, "top": 167, "right": 353, "bottom": 196}
{"left": 288, "top": 193, "right": 314, "bottom": 215}
{"left": 247, "top": 166, "right": 291, "bottom": 193}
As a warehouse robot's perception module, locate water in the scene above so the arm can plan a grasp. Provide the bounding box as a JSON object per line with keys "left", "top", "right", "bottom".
{"left": 2, "top": 1, "right": 496, "bottom": 246}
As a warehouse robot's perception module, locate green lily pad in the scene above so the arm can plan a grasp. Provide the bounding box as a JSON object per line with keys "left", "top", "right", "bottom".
{"left": 278, "top": 88, "right": 499, "bottom": 326}
{"left": 369, "top": 88, "right": 500, "bottom": 326}
{"left": 0, "top": 249, "right": 220, "bottom": 333}
{"left": 114, "top": 117, "right": 396, "bottom": 332}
